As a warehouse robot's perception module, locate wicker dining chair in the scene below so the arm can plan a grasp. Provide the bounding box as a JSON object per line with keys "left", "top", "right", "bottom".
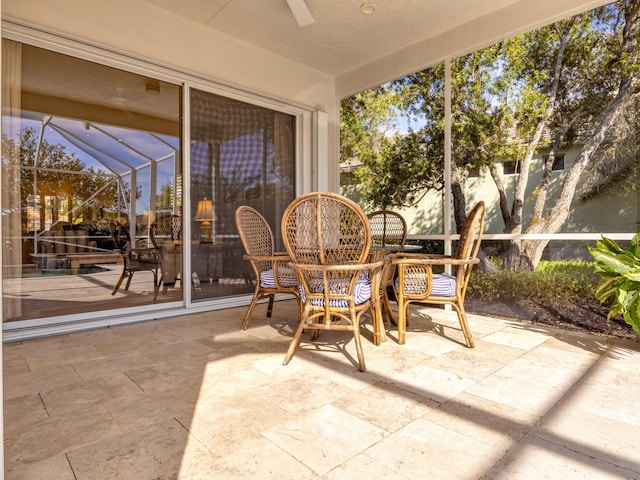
{"left": 367, "top": 210, "right": 407, "bottom": 247}
{"left": 110, "top": 220, "right": 162, "bottom": 298}
{"left": 281, "top": 192, "right": 386, "bottom": 372}
{"left": 150, "top": 213, "right": 182, "bottom": 296}
{"left": 367, "top": 209, "right": 407, "bottom": 310}
{"left": 235, "top": 206, "right": 300, "bottom": 330}
{"left": 392, "top": 201, "right": 485, "bottom": 347}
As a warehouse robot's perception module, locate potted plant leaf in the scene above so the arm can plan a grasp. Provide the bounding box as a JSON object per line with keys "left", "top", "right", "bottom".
{"left": 588, "top": 231, "right": 640, "bottom": 341}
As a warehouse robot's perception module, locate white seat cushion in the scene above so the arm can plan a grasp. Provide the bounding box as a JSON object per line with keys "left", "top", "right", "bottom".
{"left": 396, "top": 273, "right": 456, "bottom": 297}
{"left": 301, "top": 277, "right": 371, "bottom": 307}
{"left": 431, "top": 273, "right": 457, "bottom": 296}
{"left": 260, "top": 268, "right": 297, "bottom": 288}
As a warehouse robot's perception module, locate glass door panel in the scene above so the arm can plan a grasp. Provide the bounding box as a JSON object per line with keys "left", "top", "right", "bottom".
{"left": 1, "top": 40, "right": 182, "bottom": 323}
{"left": 189, "top": 89, "right": 295, "bottom": 301}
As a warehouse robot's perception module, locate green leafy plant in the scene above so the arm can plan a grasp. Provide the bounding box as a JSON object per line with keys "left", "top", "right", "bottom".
{"left": 588, "top": 232, "right": 640, "bottom": 338}
{"left": 469, "top": 260, "right": 598, "bottom": 304}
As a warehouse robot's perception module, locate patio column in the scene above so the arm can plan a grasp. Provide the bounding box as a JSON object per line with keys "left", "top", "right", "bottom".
{"left": 444, "top": 58, "right": 452, "bottom": 261}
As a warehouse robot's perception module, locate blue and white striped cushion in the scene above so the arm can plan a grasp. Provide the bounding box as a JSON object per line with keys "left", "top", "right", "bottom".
{"left": 260, "top": 268, "right": 297, "bottom": 288}
{"left": 431, "top": 273, "right": 457, "bottom": 296}
{"left": 396, "top": 273, "right": 456, "bottom": 297}
{"left": 300, "top": 277, "right": 372, "bottom": 307}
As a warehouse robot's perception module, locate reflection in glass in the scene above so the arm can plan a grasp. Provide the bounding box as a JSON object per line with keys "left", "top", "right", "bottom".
{"left": 1, "top": 40, "right": 181, "bottom": 322}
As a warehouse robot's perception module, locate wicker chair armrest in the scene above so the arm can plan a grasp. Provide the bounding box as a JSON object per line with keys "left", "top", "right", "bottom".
{"left": 392, "top": 255, "right": 479, "bottom": 266}
{"left": 243, "top": 253, "right": 292, "bottom": 262}
{"left": 288, "top": 259, "right": 385, "bottom": 274}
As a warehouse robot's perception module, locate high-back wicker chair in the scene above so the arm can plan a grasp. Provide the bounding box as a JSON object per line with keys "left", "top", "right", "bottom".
{"left": 235, "top": 206, "right": 300, "bottom": 330}
{"left": 109, "top": 220, "right": 162, "bottom": 299}
{"left": 392, "top": 201, "right": 485, "bottom": 347}
{"left": 150, "top": 214, "right": 182, "bottom": 249}
{"left": 367, "top": 210, "right": 408, "bottom": 318}
{"left": 150, "top": 213, "right": 182, "bottom": 294}
{"left": 367, "top": 210, "right": 407, "bottom": 247}
{"left": 281, "top": 192, "right": 386, "bottom": 371}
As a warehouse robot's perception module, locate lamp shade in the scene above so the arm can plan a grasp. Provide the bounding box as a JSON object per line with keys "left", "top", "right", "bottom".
{"left": 142, "top": 209, "right": 156, "bottom": 227}
{"left": 195, "top": 197, "right": 216, "bottom": 243}
{"left": 194, "top": 197, "right": 217, "bottom": 221}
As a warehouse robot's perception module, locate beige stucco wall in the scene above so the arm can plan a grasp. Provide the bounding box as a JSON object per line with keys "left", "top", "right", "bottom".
{"left": 1, "top": 0, "right": 341, "bottom": 191}
{"left": 392, "top": 149, "right": 639, "bottom": 260}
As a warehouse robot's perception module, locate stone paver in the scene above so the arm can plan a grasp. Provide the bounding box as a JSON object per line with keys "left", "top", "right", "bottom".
{"left": 4, "top": 300, "right": 640, "bottom": 479}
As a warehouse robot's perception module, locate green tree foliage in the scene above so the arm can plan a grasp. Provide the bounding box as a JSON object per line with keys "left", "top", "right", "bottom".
{"left": 361, "top": 131, "right": 443, "bottom": 209}
{"left": 4, "top": 127, "right": 123, "bottom": 230}
{"left": 341, "top": 0, "right": 640, "bottom": 271}
{"left": 340, "top": 85, "right": 400, "bottom": 167}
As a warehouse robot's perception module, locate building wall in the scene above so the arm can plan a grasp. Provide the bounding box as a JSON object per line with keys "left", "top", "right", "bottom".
{"left": 387, "top": 149, "right": 639, "bottom": 260}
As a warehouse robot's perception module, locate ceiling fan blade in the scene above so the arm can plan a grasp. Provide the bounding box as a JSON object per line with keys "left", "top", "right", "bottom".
{"left": 286, "top": 0, "right": 315, "bottom": 27}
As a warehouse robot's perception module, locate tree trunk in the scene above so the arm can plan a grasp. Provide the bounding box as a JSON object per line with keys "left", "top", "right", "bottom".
{"left": 502, "top": 23, "right": 572, "bottom": 270}
{"left": 453, "top": 160, "right": 501, "bottom": 274}
{"left": 530, "top": 119, "right": 571, "bottom": 227}
{"left": 525, "top": 120, "right": 571, "bottom": 266}
{"left": 487, "top": 161, "right": 535, "bottom": 271}
{"left": 489, "top": 161, "right": 511, "bottom": 225}
{"left": 478, "top": 249, "right": 500, "bottom": 275}
{"left": 524, "top": 0, "right": 640, "bottom": 264}
{"left": 450, "top": 161, "right": 467, "bottom": 231}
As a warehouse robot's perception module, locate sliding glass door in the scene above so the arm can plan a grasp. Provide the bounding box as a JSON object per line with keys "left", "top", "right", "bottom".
{"left": 189, "top": 89, "right": 296, "bottom": 302}
{"left": 2, "top": 38, "right": 299, "bottom": 328}
{"left": 2, "top": 40, "right": 182, "bottom": 322}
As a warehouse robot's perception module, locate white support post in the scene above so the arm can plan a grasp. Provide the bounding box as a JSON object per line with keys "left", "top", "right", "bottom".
{"left": 444, "top": 58, "right": 452, "bottom": 260}
{"left": 313, "top": 110, "right": 328, "bottom": 192}
{"left": 444, "top": 58, "right": 453, "bottom": 312}
{"left": 129, "top": 168, "right": 137, "bottom": 247}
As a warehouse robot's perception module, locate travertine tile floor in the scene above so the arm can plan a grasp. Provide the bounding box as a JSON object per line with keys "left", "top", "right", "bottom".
{"left": 4, "top": 300, "right": 640, "bottom": 479}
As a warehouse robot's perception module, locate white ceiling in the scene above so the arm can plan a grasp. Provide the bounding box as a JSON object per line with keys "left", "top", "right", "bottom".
{"left": 142, "top": 0, "right": 520, "bottom": 76}
{"left": 14, "top": 0, "right": 606, "bottom": 127}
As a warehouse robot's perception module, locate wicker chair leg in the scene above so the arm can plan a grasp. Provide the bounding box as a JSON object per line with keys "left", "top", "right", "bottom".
{"left": 453, "top": 303, "right": 475, "bottom": 348}
{"left": 396, "top": 301, "right": 409, "bottom": 345}
{"left": 240, "top": 290, "right": 261, "bottom": 330}
{"left": 369, "top": 305, "right": 381, "bottom": 346}
{"left": 352, "top": 322, "right": 366, "bottom": 372}
{"left": 266, "top": 295, "right": 275, "bottom": 318}
{"left": 379, "top": 294, "right": 395, "bottom": 342}
{"left": 283, "top": 318, "right": 307, "bottom": 365}
{"left": 124, "top": 273, "right": 134, "bottom": 291}
{"left": 153, "top": 272, "right": 160, "bottom": 301}
{"left": 112, "top": 271, "right": 126, "bottom": 295}
{"left": 370, "top": 302, "right": 388, "bottom": 346}
{"left": 309, "top": 315, "right": 325, "bottom": 340}
{"left": 310, "top": 325, "right": 320, "bottom": 340}
{"left": 295, "top": 298, "right": 303, "bottom": 325}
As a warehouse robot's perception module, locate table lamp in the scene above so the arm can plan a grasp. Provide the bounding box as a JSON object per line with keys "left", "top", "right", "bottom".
{"left": 142, "top": 208, "right": 155, "bottom": 239}
{"left": 195, "top": 197, "right": 216, "bottom": 243}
